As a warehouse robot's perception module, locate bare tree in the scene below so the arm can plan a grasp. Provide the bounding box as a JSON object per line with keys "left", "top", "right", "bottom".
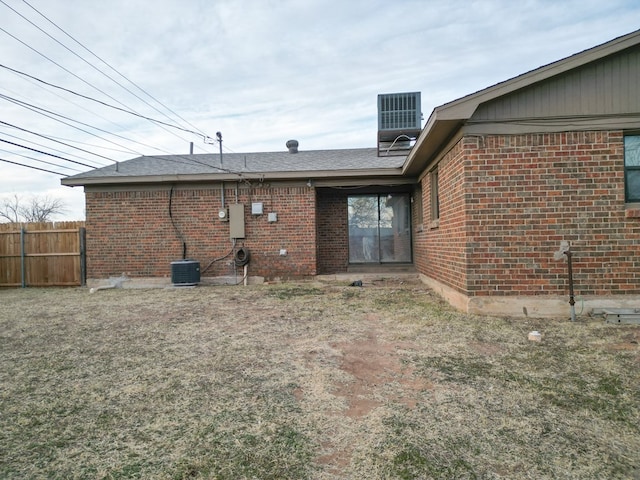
{"left": 0, "top": 194, "right": 66, "bottom": 223}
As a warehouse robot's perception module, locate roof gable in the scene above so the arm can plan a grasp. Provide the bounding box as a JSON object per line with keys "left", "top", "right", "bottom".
{"left": 472, "top": 45, "right": 640, "bottom": 122}
{"left": 404, "top": 29, "right": 640, "bottom": 175}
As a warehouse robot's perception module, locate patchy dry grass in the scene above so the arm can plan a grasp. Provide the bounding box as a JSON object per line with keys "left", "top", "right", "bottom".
{"left": 1, "top": 279, "right": 639, "bottom": 479}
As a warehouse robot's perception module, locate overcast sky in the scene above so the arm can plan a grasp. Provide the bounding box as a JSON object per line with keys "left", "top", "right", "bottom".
{"left": 1, "top": 0, "right": 639, "bottom": 220}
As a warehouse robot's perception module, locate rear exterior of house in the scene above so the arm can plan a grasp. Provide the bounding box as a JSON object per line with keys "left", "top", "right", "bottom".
{"left": 84, "top": 183, "right": 318, "bottom": 280}
{"left": 409, "top": 30, "right": 640, "bottom": 317}
{"left": 63, "top": 30, "right": 640, "bottom": 318}
{"left": 70, "top": 148, "right": 417, "bottom": 284}
{"left": 82, "top": 182, "right": 418, "bottom": 282}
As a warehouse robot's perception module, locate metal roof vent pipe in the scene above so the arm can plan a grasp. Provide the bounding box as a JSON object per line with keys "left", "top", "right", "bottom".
{"left": 286, "top": 139, "right": 299, "bottom": 154}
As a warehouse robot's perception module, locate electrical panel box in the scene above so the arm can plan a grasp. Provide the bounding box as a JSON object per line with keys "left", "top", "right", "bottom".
{"left": 229, "top": 203, "right": 245, "bottom": 239}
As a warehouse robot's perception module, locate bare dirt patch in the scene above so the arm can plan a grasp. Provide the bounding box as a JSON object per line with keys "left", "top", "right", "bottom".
{"left": 332, "top": 330, "right": 428, "bottom": 417}
{"left": 1, "top": 280, "right": 639, "bottom": 479}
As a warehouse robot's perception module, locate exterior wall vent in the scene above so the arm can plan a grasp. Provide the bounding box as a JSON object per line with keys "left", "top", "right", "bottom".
{"left": 377, "top": 92, "right": 422, "bottom": 156}
{"left": 171, "top": 259, "right": 201, "bottom": 286}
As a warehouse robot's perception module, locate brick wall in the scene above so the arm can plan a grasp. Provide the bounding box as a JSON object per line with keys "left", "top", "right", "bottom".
{"left": 417, "top": 130, "right": 640, "bottom": 297}
{"left": 414, "top": 140, "right": 468, "bottom": 293}
{"left": 85, "top": 184, "right": 317, "bottom": 280}
{"left": 316, "top": 189, "right": 349, "bottom": 274}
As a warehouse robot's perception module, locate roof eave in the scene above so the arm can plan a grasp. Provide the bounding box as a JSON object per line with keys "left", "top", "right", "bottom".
{"left": 60, "top": 167, "right": 406, "bottom": 187}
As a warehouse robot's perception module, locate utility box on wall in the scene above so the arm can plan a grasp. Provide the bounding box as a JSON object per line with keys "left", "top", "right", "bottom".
{"left": 229, "top": 203, "right": 245, "bottom": 239}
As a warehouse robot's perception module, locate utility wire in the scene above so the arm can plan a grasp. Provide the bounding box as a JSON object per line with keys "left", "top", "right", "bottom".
{"left": 0, "top": 128, "right": 100, "bottom": 164}
{"left": 3, "top": 92, "right": 250, "bottom": 177}
{"left": 0, "top": 137, "right": 97, "bottom": 169}
{"left": 1, "top": 1, "right": 208, "bottom": 146}
{"left": 0, "top": 156, "right": 65, "bottom": 175}
{"left": 0, "top": 93, "right": 162, "bottom": 163}
{"left": 0, "top": 63, "right": 212, "bottom": 140}
{"left": 3, "top": 1, "right": 221, "bottom": 154}
{"left": 0, "top": 21, "right": 207, "bottom": 151}
{"left": 0, "top": 146, "right": 81, "bottom": 172}
{"left": 0, "top": 11, "right": 239, "bottom": 169}
{"left": 1, "top": 71, "right": 161, "bottom": 153}
{"left": 0, "top": 25, "right": 143, "bottom": 122}
{"left": 1, "top": 66, "right": 232, "bottom": 164}
{"left": 1, "top": 94, "right": 243, "bottom": 174}
{"left": 20, "top": 0, "right": 213, "bottom": 141}
{"left": 2, "top": 113, "right": 234, "bottom": 176}
{"left": 0, "top": 111, "right": 114, "bottom": 166}
{"left": 0, "top": 6, "right": 244, "bottom": 175}
{"left": 0, "top": 63, "right": 228, "bottom": 155}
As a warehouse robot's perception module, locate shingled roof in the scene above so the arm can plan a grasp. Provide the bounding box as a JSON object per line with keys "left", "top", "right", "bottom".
{"left": 61, "top": 147, "right": 409, "bottom": 187}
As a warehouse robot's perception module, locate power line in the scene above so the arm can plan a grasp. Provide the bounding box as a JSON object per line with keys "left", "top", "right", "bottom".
{"left": 1, "top": 71, "right": 161, "bottom": 154}
{"left": 0, "top": 24, "right": 138, "bottom": 120}
{"left": 2, "top": 93, "right": 248, "bottom": 178}
{"left": 0, "top": 137, "right": 97, "bottom": 169}
{"left": 0, "top": 92, "right": 161, "bottom": 163}
{"left": 0, "top": 146, "right": 81, "bottom": 172}
{"left": 0, "top": 109, "right": 114, "bottom": 166}
{"left": 20, "top": 0, "right": 213, "bottom": 140}
{"left": 0, "top": 70, "right": 228, "bottom": 163}
{"left": 0, "top": 6, "right": 246, "bottom": 177}
{"left": 0, "top": 8, "right": 240, "bottom": 168}
{"left": 0, "top": 21, "right": 208, "bottom": 152}
{"left": 0, "top": 95, "right": 237, "bottom": 173}
{"left": 0, "top": 156, "right": 65, "bottom": 175}
{"left": 0, "top": 128, "right": 100, "bottom": 164}
{"left": 13, "top": 1, "right": 233, "bottom": 155}
{"left": 0, "top": 63, "right": 213, "bottom": 140}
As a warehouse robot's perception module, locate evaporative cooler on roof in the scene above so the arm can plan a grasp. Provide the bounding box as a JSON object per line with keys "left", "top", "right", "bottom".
{"left": 377, "top": 92, "right": 421, "bottom": 156}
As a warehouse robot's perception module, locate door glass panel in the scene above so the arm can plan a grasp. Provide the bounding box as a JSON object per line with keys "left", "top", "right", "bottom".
{"left": 348, "top": 194, "right": 411, "bottom": 264}
{"left": 348, "top": 196, "right": 379, "bottom": 263}
{"left": 382, "top": 194, "right": 412, "bottom": 262}
{"left": 379, "top": 195, "right": 394, "bottom": 262}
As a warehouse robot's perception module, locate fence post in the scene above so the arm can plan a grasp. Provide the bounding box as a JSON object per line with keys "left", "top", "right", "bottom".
{"left": 79, "top": 227, "right": 86, "bottom": 286}
{"left": 20, "top": 227, "right": 26, "bottom": 288}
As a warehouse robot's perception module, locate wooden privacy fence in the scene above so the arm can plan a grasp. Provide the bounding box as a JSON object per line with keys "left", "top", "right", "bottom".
{"left": 0, "top": 221, "right": 86, "bottom": 287}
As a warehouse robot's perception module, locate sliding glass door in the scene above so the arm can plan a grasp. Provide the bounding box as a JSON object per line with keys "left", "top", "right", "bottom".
{"left": 348, "top": 193, "right": 411, "bottom": 264}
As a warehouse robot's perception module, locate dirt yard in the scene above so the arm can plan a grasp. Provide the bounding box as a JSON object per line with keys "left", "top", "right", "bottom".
{"left": 1, "top": 279, "right": 639, "bottom": 479}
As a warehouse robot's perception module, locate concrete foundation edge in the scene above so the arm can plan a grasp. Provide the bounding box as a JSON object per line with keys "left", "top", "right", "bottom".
{"left": 418, "top": 273, "right": 640, "bottom": 319}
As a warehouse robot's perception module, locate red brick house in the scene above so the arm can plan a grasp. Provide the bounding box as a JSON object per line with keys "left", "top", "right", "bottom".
{"left": 63, "top": 29, "right": 640, "bottom": 317}
{"left": 63, "top": 146, "right": 417, "bottom": 281}
{"left": 406, "top": 29, "right": 640, "bottom": 317}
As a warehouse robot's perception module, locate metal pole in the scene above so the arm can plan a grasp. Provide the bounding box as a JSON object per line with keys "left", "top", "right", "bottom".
{"left": 565, "top": 249, "right": 576, "bottom": 321}
{"left": 218, "top": 132, "right": 225, "bottom": 210}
